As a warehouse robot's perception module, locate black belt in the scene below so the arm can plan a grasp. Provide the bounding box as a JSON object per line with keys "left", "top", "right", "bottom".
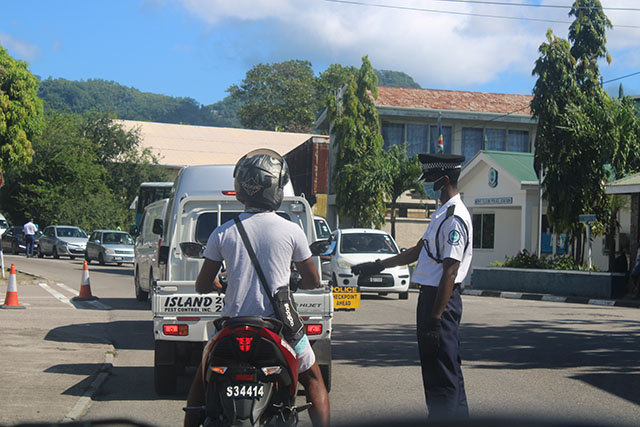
{"left": 418, "top": 283, "right": 461, "bottom": 292}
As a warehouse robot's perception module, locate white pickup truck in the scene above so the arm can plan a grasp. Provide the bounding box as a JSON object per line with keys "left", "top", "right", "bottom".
{"left": 150, "top": 165, "right": 333, "bottom": 394}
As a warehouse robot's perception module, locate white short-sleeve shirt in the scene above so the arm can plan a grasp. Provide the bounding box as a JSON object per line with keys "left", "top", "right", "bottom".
{"left": 411, "top": 194, "right": 473, "bottom": 287}
{"left": 203, "top": 212, "right": 312, "bottom": 318}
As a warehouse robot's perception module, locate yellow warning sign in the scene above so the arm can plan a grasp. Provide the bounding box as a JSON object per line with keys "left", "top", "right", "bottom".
{"left": 332, "top": 288, "right": 360, "bottom": 309}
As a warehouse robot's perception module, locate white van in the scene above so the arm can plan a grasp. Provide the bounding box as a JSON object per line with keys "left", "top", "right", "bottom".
{"left": 150, "top": 164, "right": 334, "bottom": 394}
{"left": 133, "top": 198, "right": 169, "bottom": 301}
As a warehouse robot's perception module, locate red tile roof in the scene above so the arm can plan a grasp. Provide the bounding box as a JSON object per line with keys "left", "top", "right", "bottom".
{"left": 376, "top": 87, "right": 533, "bottom": 116}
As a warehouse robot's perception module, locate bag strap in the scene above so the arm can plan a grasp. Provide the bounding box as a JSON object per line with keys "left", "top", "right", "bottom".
{"left": 233, "top": 216, "right": 278, "bottom": 310}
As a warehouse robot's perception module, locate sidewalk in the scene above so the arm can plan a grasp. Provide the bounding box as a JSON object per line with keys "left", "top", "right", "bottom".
{"left": 0, "top": 273, "right": 114, "bottom": 425}
{"left": 462, "top": 287, "right": 640, "bottom": 308}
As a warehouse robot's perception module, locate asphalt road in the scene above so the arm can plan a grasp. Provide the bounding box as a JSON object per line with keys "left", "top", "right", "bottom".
{"left": 2, "top": 253, "right": 639, "bottom": 426}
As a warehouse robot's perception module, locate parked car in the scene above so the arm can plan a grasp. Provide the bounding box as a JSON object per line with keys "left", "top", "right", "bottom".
{"left": 324, "top": 228, "right": 411, "bottom": 299}
{"left": 38, "top": 226, "right": 88, "bottom": 259}
{"left": 1, "top": 226, "right": 43, "bottom": 254}
{"left": 0, "top": 213, "right": 9, "bottom": 236}
{"left": 85, "top": 230, "right": 135, "bottom": 266}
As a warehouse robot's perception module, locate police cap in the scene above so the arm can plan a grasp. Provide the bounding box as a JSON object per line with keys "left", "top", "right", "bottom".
{"left": 418, "top": 153, "right": 465, "bottom": 181}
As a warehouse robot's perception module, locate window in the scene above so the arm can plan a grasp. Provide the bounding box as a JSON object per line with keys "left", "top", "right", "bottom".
{"left": 508, "top": 130, "right": 529, "bottom": 152}
{"left": 195, "top": 212, "right": 292, "bottom": 244}
{"left": 406, "top": 124, "right": 428, "bottom": 156}
{"left": 472, "top": 213, "right": 494, "bottom": 249}
{"left": 485, "top": 129, "right": 506, "bottom": 151}
{"left": 381, "top": 122, "right": 405, "bottom": 148}
{"left": 340, "top": 233, "right": 399, "bottom": 254}
{"left": 429, "top": 125, "right": 452, "bottom": 154}
{"left": 461, "top": 128, "right": 483, "bottom": 162}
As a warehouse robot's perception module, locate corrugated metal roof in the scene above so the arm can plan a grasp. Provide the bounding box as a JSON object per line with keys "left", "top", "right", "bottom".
{"left": 376, "top": 87, "right": 533, "bottom": 116}
{"left": 482, "top": 150, "right": 538, "bottom": 183}
{"left": 119, "top": 120, "right": 326, "bottom": 167}
{"left": 608, "top": 172, "right": 640, "bottom": 186}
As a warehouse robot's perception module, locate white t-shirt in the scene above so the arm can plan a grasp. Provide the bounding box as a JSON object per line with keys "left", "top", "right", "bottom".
{"left": 203, "top": 212, "right": 312, "bottom": 318}
{"left": 411, "top": 194, "right": 473, "bottom": 287}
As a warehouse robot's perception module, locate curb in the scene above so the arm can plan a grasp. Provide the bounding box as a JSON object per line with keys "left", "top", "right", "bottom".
{"left": 62, "top": 348, "right": 116, "bottom": 422}
{"left": 462, "top": 288, "right": 640, "bottom": 308}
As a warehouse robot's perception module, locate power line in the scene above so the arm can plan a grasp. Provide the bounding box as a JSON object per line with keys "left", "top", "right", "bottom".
{"left": 603, "top": 70, "right": 640, "bottom": 84}
{"left": 409, "top": 0, "right": 640, "bottom": 12}
{"left": 322, "top": 0, "right": 640, "bottom": 28}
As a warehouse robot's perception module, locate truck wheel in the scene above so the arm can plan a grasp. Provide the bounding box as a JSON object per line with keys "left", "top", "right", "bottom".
{"left": 320, "top": 362, "right": 332, "bottom": 393}
{"left": 399, "top": 291, "right": 409, "bottom": 300}
{"left": 135, "top": 269, "right": 149, "bottom": 301}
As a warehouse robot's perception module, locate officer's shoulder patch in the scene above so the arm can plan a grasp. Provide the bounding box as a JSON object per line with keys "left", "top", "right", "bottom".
{"left": 447, "top": 229, "right": 462, "bottom": 246}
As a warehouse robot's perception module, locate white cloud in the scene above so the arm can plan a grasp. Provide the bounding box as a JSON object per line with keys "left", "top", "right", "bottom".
{"left": 176, "top": 0, "right": 640, "bottom": 93}
{"left": 0, "top": 32, "right": 38, "bottom": 61}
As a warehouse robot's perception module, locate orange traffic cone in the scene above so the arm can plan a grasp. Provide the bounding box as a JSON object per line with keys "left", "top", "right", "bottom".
{"left": 2, "top": 264, "right": 26, "bottom": 309}
{"left": 72, "top": 261, "right": 97, "bottom": 301}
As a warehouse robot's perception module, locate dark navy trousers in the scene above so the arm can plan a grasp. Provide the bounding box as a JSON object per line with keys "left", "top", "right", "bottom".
{"left": 416, "top": 285, "right": 468, "bottom": 420}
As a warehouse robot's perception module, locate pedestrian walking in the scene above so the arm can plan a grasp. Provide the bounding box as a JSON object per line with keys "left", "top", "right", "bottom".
{"left": 352, "top": 153, "right": 472, "bottom": 421}
{"left": 23, "top": 218, "right": 38, "bottom": 258}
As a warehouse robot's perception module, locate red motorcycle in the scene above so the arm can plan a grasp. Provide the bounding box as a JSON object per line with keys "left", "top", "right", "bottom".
{"left": 185, "top": 316, "right": 310, "bottom": 426}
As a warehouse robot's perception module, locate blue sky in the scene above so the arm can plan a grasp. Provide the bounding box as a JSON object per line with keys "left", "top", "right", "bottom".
{"left": 1, "top": 0, "right": 639, "bottom": 106}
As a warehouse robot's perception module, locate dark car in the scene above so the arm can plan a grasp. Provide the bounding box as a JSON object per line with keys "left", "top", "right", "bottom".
{"left": 1, "top": 226, "right": 43, "bottom": 255}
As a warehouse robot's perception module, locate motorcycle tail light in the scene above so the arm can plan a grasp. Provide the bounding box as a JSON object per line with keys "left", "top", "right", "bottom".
{"left": 261, "top": 366, "right": 282, "bottom": 376}
{"left": 163, "top": 324, "right": 188, "bottom": 336}
{"left": 211, "top": 366, "right": 227, "bottom": 375}
{"left": 235, "top": 374, "right": 254, "bottom": 381}
{"left": 305, "top": 324, "right": 322, "bottom": 335}
{"left": 236, "top": 336, "right": 254, "bottom": 352}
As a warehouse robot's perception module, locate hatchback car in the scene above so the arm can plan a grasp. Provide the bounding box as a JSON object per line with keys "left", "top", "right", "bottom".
{"left": 86, "top": 230, "right": 135, "bottom": 266}
{"left": 324, "top": 228, "right": 410, "bottom": 299}
{"left": 1, "top": 226, "right": 43, "bottom": 254}
{"left": 38, "top": 226, "right": 88, "bottom": 259}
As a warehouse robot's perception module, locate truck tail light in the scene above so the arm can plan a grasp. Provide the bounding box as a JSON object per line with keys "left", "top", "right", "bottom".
{"left": 305, "top": 324, "right": 322, "bottom": 335}
{"left": 163, "top": 324, "right": 188, "bottom": 336}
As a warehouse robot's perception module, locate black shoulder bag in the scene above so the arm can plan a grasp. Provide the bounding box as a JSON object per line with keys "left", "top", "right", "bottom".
{"left": 233, "top": 216, "right": 305, "bottom": 345}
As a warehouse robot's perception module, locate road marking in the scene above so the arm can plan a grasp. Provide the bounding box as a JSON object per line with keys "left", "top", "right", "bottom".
{"left": 55, "top": 282, "right": 78, "bottom": 295}
{"left": 38, "top": 283, "right": 74, "bottom": 308}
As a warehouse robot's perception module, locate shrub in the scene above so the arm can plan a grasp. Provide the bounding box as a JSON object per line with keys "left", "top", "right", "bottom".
{"left": 491, "top": 249, "right": 593, "bottom": 271}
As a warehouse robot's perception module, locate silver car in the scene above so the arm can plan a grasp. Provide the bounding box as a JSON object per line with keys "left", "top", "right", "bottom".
{"left": 85, "top": 230, "right": 135, "bottom": 266}
{"left": 38, "top": 226, "right": 89, "bottom": 259}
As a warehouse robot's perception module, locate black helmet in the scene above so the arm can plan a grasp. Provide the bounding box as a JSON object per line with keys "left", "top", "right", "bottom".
{"left": 233, "top": 148, "right": 290, "bottom": 211}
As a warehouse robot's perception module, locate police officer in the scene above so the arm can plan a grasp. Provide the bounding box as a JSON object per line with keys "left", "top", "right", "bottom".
{"left": 352, "top": 153, "right": 472, "bottom": 420}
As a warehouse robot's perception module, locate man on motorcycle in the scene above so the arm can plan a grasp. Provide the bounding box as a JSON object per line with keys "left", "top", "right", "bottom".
{"left": 184, "top": 149, "right": 330, "bottom": 427}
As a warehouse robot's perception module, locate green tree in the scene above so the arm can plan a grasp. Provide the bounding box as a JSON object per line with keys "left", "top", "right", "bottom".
{"left": 532, "top": 0, "right": 638, "bottom": 265}
{"left": 228, "top": 60, "right": 317, "bottom": 131}
{"left": 330, "top": 55, "right": 389, "bottom": 228}
{"left": 384, "top": 143, "right": 425, "bottom": 238}
{"left": 0, "top": 111, "right": 170, "bottom": 230}
{"left": 0, "top": 45, "right": 44, "bottom": 171}
{"left": 315, "top": 64, "right": 358, "bottom": 113}
{"left": 568, "top": 0, "right": 612, "bottom": 95}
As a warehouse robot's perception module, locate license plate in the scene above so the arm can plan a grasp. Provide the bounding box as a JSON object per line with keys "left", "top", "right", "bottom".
{"left": 225, "top": 383, "right": 264, "bottom": 399}
{"left": 370, "top": 277, "right": 383, "bottom": 282}
{"left": 114, "top": 257, "right": 122, "bottom": 261}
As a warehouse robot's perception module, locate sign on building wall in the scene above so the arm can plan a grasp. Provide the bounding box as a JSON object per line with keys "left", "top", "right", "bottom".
{"left": 488, "top": 168, "right": 498, "bottom": 188}
{"left": 475, "top": 197, "right": 513, "bottom": 205}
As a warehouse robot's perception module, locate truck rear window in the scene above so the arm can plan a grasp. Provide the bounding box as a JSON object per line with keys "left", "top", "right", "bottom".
{"left": 195, "top": 212, "right": 292, "bottom": 244}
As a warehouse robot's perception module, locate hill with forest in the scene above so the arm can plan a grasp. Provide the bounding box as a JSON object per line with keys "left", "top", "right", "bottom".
{"left": 38, "top": 69, "right": 420, "bottom": 127}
